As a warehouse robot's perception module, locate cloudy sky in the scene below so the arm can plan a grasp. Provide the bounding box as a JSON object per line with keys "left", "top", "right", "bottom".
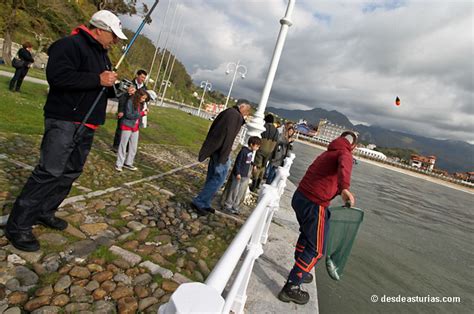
{"left": 121, "top": 0, "right": 473, "bottom": 143}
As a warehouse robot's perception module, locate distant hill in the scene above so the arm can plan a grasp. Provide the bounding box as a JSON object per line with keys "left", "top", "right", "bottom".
{"left": 268, "top": 106, "right": 473, "bottom": 173}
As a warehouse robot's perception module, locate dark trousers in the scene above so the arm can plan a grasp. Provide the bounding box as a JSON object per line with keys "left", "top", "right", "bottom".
{"left": 112, "top": 118, "right": 122, "bottom": 149}
{"left": 288, "top": 189, "right": 330, "bottom": 285}
{"left": 9, "top": 66, "right": 29, "bottom": 91}
{"left": 7, "top": 119, "right": 95, "bottom": 232}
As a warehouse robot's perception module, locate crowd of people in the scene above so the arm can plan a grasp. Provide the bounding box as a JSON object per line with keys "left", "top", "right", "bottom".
{"left": 5, "top": 9, "right": 358, "bottom": 307}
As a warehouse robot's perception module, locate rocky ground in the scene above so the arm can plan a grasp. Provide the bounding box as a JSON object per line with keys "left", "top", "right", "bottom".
{"left": 0, "top": 132, "right": 252, "bottom": 313}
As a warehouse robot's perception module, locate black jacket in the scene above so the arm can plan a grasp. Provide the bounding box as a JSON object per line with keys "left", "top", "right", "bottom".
{"left": 44, "top": 26, "right": 113, "bottom": 125}
{"left": 117, "top": 79, "right": 147, "bottom": 113}
{"left": 198, "top": 106, "right": 245, "bottom": 164}
{"left": 232, "top": 146, "right": 253, "bottom": 178}
{"left": 18, "top": 48, "right": 34, "bottom": 66}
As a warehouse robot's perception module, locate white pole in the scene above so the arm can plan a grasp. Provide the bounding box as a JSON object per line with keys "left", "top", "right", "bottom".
{"left": 197, "top": 80, "right": 211, "bottom": 115}
{"left": 224, "top": 60, "right": 247, "bottom": 109}
{"left": 146, "top": 0, "right": 171, "bottom": 84}
{"left": 246, "top": 0, "right": 295, "bottom": 138}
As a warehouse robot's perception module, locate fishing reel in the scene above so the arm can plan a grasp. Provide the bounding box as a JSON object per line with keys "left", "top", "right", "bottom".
{"left": 116, "top": 79, "right": 134, "bottom": 93}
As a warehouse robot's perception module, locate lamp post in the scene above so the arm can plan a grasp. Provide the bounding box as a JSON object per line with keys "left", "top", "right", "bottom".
{"left": 246, "top": 0, "right": 295, "bottom": 138}
{"left": 197, "top": 80, "right": 212, "bottom": 116}
{"left": 224, "top": 60, "right": 247, "bottom": 109}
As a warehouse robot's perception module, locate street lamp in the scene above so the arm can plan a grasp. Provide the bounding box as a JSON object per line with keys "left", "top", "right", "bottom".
{"left": 224, "top": 60, "right": 247, "bottom": 109}
{"left": 246, "top": 0, "right": 295, "bottom": 139}
{"left": 197, "top": 80, "right": 212, "bottom": 115}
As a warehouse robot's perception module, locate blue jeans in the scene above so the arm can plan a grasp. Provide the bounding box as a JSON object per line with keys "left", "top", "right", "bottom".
{"left": 193, "top": 153, "right": 231, "bottom": 209}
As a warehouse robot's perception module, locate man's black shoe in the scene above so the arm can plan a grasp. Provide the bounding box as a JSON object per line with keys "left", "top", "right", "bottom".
{"left": 5, "top": 229, "right": 40, "bottom": 252}
{"left": 278, "top": 282, "right": 310, "bottom": 305}
{"left": 36, "top": 216, "right": 68, "bottom": 231}
{"left": 190, "top": 202, "right": 209, "bottom": 216}
{"left": 303, "top": 272, "right": 313, "bottom": 284}
{"left": 203, "top": 207, "right": 215, "bottom": 214}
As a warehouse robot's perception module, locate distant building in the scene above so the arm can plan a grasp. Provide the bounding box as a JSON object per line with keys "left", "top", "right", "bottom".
{"left": 204, "top": 103, "right": 225, "bottom": 115}
{"left": 410, "top": 154, "right": 436, "bottom": 171}
{"left": 314, "top": 119, "right": 356, "bottom": 144}
{"left": 355, "top": 147, "right": 387, "bottom": 160}
{"left": 367, "top": 144, "right": 377, "bottom": 150}
{"left": 454, "top": 171, "right": 474, "bottom": 182}
{"left": 295, "top": 120, "right": 317, "bottom": 136}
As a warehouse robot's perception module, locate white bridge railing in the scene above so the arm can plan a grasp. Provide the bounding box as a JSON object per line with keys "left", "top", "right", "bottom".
{"left": 159, "top": 153, "right": 296, "bottom": 314}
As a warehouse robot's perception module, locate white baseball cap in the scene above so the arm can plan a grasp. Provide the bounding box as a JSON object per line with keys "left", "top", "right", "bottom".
{"left": 90, "top": 10, "right": 127, "bottom": 40}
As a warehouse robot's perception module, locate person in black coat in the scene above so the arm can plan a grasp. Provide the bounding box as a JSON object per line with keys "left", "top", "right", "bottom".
{"left": 5, "top": 10, "right": 127, "bottom": 252}
{"left": 9, "top": 42, "right": 35, "bottom": 92}
{"left": 191, "top": 99, "right": 252, "bottom": 215}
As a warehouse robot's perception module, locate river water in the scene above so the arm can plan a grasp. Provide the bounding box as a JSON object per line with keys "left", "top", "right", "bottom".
{"left": 288, "top": 141, "right": 473, "bottom": 314}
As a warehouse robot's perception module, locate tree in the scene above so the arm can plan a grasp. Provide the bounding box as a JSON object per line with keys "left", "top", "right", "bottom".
{"left": 1, "top": 0, "right": 22, "bottom": 64}
{"left": 93, "top": 0, "right": 148, "bottom": 16}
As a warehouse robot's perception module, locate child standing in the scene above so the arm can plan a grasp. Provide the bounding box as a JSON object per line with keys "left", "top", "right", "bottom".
{"left": 223, "top": 136, "right": 262, "bottom": 215}
{"left": 115, "top": 89, "right": 149, "bottom": 172}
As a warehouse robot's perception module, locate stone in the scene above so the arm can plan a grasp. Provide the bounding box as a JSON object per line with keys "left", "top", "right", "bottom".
{"left": 157, "top": 244, "right": 177, "bottom": 257}
{"left": 66, "top": 240, "right": 98, "bottom": 259}
{"left": 35, "top": 285, "right": 53, "bottom": 296}
{"left": 92, "top": 271, "right": 113, "bottom": 283}
{"left": 92, "top": 301, "right": 116, "bottom": 314}
{"left": 106, "top": 264, "right": 120, "bottom": 274}
{"left": 125, "top": 268, "right": 140, "bottom": 277}
{"left": 64, "top": 303, "right": 90, "bottom": 312}
{"left": 112, "top": 259, "right": 130, "bottom": 270}
{"left": 159, "top": 189, "right": 175, "bottom": 197}
{"left": 7, "top": 254, "right": 26, "bottom": 265}
{"left": 65, "top": 213, "right": 85, "bottom": 224}
{"left": 186, "top": 247, "right": 198, "bottom": 254}
{"left": 172, "top": 273, "right": 192, "bottom": 284}
{"left": 111, "top": 286, "right": 134, "bottom": 300}
{"left": 117, "top": 296, "right": 138, "bottom": 314}
{"left": 31, "top": 306, "right": 61, "bottom": 314}
{"left": 122, "top": 241, "right": 138, "bottom": 251}
{"left": 5, "top": 245, "right": 43, "bottom": 264}
{"left": 100, "top": 280, "right": 116, "bottom": 293}
{"left": 161, "top": 280, "right": 179, "bottom": 292}
{"left": 32, "top": 262, "right": 46, "bottom": 275}
{"left": 53, "top": 275, "right": 72, "bottom": 293}
{"left": 8, "top": 291, "right": 29, "bottom": 305}
{"left": 0, "top": 283, "right": 5, "bottom": 299}
{"left": 126, "top": 221, "right": 146, "bottom": 232}
{"left": 119, "top": 211, "right": 133, "bottom": 219}
{"left": 24, "top": 296, "right": 50, "bottom": 312}
{"left": 74, "top": 278, "right": 89, "bottom": 287}
{"left": 0, "top": 250, "right": 7, "bottom": 261}
{"left": 138, "top": 297, "right": 158, "bottom": 311}
{"left": 41, "top": 254, "right": 61, "bottom": 273}
{"left": 38, "top": 233, "right": 68, "bottom": 246}
{"left": 84, "top": 280, "right": 100, "bottom": 292}
{"left": 152, "top": 288, "right": 166, "bottom": 299}
{"left": 113, "top": 274, "right": 131, "bottom": 285}
{"left": 86, "top": 264, "right": 103, "bottom": 273}
{"left": 70, "top": 285, "right": 87, "bottom": 299}
{"left": 134, "top": 286, "right": 149, "bottom": 298}
{"left": 92, "top": 288, "right": 107, "bottom": 300}
{"left": 51, "top": 294, "right": 70, "bottom": 307}
{"left": 139, "top": 261, "right": 173, "bottom": 279}
{"left": 176, "top": 258, "right": 185, "bottom": 268}
{"left": 109, "top": 246, "right": 141, "bottom": 266}
{"left": 80, "top": 223, "right": 109, "bottom": 236}
{"left": 154, "top": 235, "right": 172, "bottom": 244}
{"left": 120, "top": 198, "right": 132, "bottom": 207}
{"left": 4, "top": 307, "right": 22, "bottom": 314}
{"left": 136, "top": 228, "right": 150, "bottom": 242}
{"left": 193, "top": 270, "right": 204, "bottom": 282}
{"left": 64, "top": 224, "right": 87, "bottom": 239}
{"left": 69, "top": 266, "right": 91, "bottom": 279}
{"left": 5, "top": 278, "right": 20, "bottom": 291}
{"left": 58, "top": 265, "right": 73, "bottom": 274}
{"left": 197, "top": 259, "right": 210, "bottom": 276}
{"left": 132, "top": 273, "right": 152, "bottom": 286}
{"left": 117, "top": 232, "right": 134, "bottom": 242}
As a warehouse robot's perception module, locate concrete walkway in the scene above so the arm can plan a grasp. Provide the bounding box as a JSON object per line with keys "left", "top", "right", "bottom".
{"left": 0, "top": 70, "right": 48, "bottom": 85}
{"left": 245, "top": 180, "right": 319, "bottom": 313}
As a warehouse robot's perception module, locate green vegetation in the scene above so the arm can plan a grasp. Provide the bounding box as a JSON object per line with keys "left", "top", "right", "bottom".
{"left": 375, "top": 146, "right": 419, "bottom": 162}
{"left": 90, "top": 245, "right": 119, "bottom": 263}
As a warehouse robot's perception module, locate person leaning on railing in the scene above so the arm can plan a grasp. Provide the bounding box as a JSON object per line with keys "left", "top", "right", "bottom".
{"left": 278, "top": 131, "right": 357, "bottom": 305}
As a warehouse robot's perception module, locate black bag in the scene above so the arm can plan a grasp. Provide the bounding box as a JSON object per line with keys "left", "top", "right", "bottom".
{"left": 12, "top": 56, "right": 25, "bottom": 69}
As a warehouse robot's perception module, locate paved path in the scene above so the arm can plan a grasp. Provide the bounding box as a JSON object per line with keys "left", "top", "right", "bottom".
{"left": 0, "top": 70, "right": 48, "bottom": 85}
{"left": 245, "top": 180, "right": 319, "bottom": 313}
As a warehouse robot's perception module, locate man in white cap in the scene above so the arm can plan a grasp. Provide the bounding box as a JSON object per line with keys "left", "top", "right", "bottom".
{"left": 5, "top": 10, "right": 127, "bottom": 252}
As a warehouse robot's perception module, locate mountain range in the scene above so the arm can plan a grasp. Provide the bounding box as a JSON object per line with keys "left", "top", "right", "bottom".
{"left": 267, "top": 107, "right": 473, "bottom": 173}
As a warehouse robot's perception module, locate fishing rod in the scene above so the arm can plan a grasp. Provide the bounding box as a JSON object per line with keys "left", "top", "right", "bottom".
{"left": 74, "top": 0, "right": 160, "bottom": 142}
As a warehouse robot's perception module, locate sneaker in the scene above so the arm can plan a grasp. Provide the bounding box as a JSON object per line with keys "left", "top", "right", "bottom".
{"left": 303, "top": 272, "right": 313, "bottom": 284}
{"left": 278, "top": 282, "right": 310, "bottom": 305}
{"left": 115, "top": 166, "right": 122, "bottom": 172}
{"left": 123, "top": 164, "right": 138, "bottom": 171}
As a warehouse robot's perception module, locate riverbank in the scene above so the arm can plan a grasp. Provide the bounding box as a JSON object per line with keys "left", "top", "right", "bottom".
{"left": 296, "top": 139, "right": 474, "bottom": 195}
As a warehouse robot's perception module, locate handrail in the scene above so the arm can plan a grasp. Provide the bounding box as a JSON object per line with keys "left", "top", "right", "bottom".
{"left": 159, "top": 153, "right": 296, "bottom": 314}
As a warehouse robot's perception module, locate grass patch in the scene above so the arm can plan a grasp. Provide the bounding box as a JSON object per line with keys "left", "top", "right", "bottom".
{"left": 152, "top": 274, "right": 164, "bottom": 286}
{"left": 39, "top": 272, "right": 60, "bottom": 286}
{"left": 90, "top": 245, "right": 119, "bottom": 264}
{"left": 0, "top": 64, "right": 47, "bottom": 80}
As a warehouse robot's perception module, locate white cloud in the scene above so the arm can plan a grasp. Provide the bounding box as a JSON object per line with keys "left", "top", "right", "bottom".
{"left": 123, "top": 0, "right": 474, "bottom": 143}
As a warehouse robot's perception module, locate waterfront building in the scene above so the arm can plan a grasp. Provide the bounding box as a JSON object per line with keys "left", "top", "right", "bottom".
{"left": 314, "top": 119, "right": 356, "bottom": 144}
{"left": 410, "top": 154, "right": 436, "bottom": 171}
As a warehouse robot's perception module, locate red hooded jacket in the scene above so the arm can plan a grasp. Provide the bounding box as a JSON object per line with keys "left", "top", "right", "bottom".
{"left": 298, "top": 137, "right": 354, "bottom": 207}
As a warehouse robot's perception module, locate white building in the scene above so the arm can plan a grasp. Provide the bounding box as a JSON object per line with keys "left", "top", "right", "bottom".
{"left": 314, "top": 119, "right": 355, "bottom": 144}
{"left": 356, "top": 147, "right": 387, "bottom": 160}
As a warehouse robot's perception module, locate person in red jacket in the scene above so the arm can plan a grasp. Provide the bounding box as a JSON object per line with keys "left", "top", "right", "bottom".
{"left": 278, "top": 131, "right": 358, "bottom": 305}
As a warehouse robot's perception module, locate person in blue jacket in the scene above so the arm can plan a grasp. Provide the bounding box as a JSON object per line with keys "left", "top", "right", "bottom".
{"left": 222, "top": 136, "right": 261, "bottom": 215}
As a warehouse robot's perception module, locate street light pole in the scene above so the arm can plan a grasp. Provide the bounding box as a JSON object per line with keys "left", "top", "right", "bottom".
{"left": 246, "top": 0, "right": 295, "bottom": 138}
{"left": 224, "top": 60, "right": 247, "bottom": 109}
{"left": 197, "top": 80, "right": 212, "bottom": 116}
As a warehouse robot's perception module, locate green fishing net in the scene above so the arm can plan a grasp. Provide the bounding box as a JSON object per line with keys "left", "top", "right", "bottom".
{"left": 325, "top": 206, "right": 364, "bottom": 280}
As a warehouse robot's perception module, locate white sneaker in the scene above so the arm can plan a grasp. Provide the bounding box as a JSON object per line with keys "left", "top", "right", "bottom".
{"left": 123, "top": 164, "right": 138, "bottom": 171}
{"left": 115, "top": 166, "right": 122, "bottom": 172}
